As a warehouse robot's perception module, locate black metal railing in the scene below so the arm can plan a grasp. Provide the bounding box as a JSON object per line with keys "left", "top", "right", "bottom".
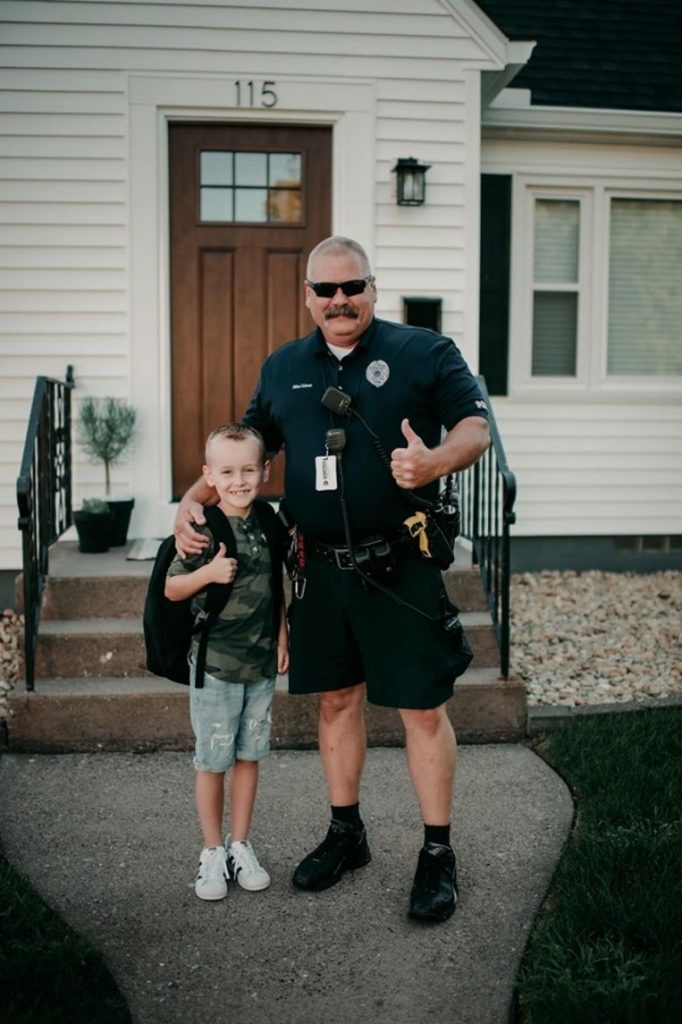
{"left": 16, "top": 366, "right": 75, "bottom": 691}
{"left": 457, "top": 377, "right": 516, "bottom": 676}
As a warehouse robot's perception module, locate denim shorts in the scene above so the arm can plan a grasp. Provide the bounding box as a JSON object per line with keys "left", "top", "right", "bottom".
{"left": 189, "top": 661, "right": 276, "bottom": 773}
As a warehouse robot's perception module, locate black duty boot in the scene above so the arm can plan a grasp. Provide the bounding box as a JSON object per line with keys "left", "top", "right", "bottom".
{"left": 408, "top": 843, "right": 458, "bottom": 922}
{"left": 292, "top": 820, "right": 371, "bottom": 891}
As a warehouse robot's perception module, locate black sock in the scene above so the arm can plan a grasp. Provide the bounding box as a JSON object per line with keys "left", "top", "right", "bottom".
{"left": 331, "top": 803, "right": 362, "bottom": 829}
{"left": 424, "top": 823, "right": 451, "bottom": 848}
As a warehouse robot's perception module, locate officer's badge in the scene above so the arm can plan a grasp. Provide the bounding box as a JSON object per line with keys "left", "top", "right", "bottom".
{"left": 366, "top": 359, "right": 390, "bottom": 388}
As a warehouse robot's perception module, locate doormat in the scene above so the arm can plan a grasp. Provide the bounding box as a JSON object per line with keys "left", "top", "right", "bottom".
{"left": 126, "top": 538, "right": 163, "bottom": 561}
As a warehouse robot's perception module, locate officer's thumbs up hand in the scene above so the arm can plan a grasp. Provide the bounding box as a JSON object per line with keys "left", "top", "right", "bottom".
{"left": 209, "top": 542, "right": 238, "bottom": 584}
{"left": 400, "top": 418, "right": 422, "bottom": 446}
{"left": 391, "top": 418, "right": 437, "bottom": 490}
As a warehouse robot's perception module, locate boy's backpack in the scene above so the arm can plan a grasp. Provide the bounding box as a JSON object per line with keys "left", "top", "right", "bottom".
{"left": 143, "top": 504, "right": 237, "bottom": 688}
{"left": 142, "top": 500, "right": 284, "bottom": 689}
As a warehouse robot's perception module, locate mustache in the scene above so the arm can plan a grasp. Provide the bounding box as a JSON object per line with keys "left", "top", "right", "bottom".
{"left": 324, "top": 304, "right": 359, "bottom": 320}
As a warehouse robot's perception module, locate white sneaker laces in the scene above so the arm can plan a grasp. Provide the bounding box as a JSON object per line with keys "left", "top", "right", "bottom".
{"left": 230, "top": 840, "right": 261, "bottom": 875}
{"left": 200, "top": 846, "right": 227, "bottom": 881}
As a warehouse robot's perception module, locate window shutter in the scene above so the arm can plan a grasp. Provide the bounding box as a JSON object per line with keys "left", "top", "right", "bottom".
{"left": 479, "top": 175, "right": 511, "bottom": 395}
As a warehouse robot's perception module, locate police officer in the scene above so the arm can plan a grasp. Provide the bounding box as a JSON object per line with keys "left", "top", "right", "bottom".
{"left": 175, "top": 236, "right": 490, "bottom": 922}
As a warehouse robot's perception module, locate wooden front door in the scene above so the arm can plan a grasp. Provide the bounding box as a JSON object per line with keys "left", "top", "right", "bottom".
{"left": 169, "top": 122, "right": 332, "bottom": 499}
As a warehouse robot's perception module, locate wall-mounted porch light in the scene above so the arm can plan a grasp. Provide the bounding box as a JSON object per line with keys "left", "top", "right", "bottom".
{"left": 392, "top": 157, "right": 431, "bottom": 206}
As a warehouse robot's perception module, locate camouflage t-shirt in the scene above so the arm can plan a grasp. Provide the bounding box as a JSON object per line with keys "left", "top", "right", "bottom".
{"left": 167, "top": 511, "right": 276, "bottom": 683}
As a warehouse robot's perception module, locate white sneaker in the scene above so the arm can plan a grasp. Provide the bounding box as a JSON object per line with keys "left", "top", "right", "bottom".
{"left": 195, "top": 846, "right": 228, "bottom": 901}
{"left": 226, "top": 836, "right": 271, "bottom": 891}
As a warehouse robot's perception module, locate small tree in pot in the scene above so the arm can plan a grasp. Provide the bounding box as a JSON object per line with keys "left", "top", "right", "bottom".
{"left": 76, "top": 397, "right": 137, "bottom": 546}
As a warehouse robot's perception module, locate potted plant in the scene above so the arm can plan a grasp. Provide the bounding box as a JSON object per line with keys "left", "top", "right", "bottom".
{"left": 72, "top": 497, "right": 115, "bottom": 554}
{"left": 76, "top": 396, "right": 137, "bottom": 546}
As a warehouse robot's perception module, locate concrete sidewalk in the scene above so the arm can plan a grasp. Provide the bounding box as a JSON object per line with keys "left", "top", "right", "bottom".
{"left": 0, "top": 745, "right": 573, "bottom": 1024}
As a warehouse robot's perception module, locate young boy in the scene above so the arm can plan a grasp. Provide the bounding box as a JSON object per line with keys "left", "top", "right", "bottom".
{"left": 165, "top": 423, "right": 289, "bottom": 901}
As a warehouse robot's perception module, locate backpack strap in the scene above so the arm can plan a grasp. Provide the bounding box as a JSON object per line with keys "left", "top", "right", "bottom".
{"left": 252, "top": 499, "right": 286, "bottom": 638}
{"left": 193, "top": 505, "right": 237, "bottom": 690}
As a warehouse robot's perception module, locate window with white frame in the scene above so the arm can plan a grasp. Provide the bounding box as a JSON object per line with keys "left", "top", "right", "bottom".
{"left": 513, "top": 184, "right": 682, "bottom": 392}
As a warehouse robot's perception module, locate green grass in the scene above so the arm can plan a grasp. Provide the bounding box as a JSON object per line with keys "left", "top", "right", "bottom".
{"left": 516, "top": 707, "right": 682, "bottom": 1024}
{"left": 0, "top": 848, "right": 132, "bottom": 1024}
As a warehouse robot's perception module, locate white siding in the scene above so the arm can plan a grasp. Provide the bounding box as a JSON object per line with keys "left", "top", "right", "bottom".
{"left": 0, "top": 0, "right": 506, "bottom": 568}
{"left": 495, "top": 400, "right": 682, "bottom": 537}
{"left": 0, "top": 57, "right": 129, "bottom": 567}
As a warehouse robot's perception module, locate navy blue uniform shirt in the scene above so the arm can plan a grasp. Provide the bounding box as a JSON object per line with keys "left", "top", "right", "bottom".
{"left": 244, "top": 317, "right": 488, "bottom": 544}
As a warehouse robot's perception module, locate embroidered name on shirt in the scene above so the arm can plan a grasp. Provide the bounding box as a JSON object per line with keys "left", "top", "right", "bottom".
{"left": 292, "top": 383, "right": 314, "bottom": 389}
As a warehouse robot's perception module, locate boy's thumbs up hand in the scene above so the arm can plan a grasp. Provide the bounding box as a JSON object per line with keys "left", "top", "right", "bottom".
{"left": 390, "top": 417, "right": 437, "bottom": 489}
{"left": 209, "top": 542, "right": 238, "bottom": 584}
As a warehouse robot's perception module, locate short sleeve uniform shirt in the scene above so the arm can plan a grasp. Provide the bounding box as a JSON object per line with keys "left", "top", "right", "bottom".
{"left": 245, "top": 317, "right": 488, "bottom": 543}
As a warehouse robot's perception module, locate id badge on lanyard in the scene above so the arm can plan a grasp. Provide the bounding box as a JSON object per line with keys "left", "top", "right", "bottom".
{"left": 315, "top": 454, "right": 338, "bottom": 491}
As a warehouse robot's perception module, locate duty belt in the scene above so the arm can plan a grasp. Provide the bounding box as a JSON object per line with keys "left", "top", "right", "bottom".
{"left": 306, "top": 535, "right": 403, "bottom": 571}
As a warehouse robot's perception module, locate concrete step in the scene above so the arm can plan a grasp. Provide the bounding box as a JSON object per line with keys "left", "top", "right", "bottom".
{"left": 442, "top": 564, "right": 488, "bottom": 613}
{"left": 24, "top": 539, "right": 488, "bottom": 620}
{"left": 19, "top": 540, "right": 153, "bottom": 621}
{"left": 6, "top": 667, "right": 527, "bottom": 752}
{"left": 28, "top": 610, "right": 499, "bottom": 680}
{"left": 41, "top": 574, "right": 150, "bottom": 621}
{"left": 32, "top": 618, "right": 149, "bottom": 679}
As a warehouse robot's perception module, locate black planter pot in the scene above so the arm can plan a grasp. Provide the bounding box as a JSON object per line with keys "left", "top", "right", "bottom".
{"left": 73, "top": 510, "right": 114, "bottom": 554}
{"left": 106, "top": 498, "right": 135, "bottom": 546}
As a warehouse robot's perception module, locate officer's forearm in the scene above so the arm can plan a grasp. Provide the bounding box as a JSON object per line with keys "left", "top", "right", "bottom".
{"left": 178, "top": 476, "right": 219, "bottom": 513}
{"left": 431, "top": 418, "right": 490, "bottom": 478}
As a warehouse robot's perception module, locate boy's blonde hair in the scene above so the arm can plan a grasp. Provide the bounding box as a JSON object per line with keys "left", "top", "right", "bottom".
{"left": 205, "top": 423, "right": 266, "bottom": 464}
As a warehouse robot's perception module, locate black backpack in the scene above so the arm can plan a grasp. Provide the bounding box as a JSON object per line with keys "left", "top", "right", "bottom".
{"left": 143, "top": 501, "right": 284, "bottom": 688}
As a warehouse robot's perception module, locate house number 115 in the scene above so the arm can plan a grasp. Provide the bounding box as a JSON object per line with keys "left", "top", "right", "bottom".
{"left": 234, "top": 80, "right": 278, "bottom": 108}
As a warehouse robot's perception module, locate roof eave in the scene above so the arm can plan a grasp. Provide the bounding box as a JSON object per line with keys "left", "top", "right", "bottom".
{"left": 480, "top": 40, "right": 536, "bottom": 108}
{"left": 482, "top": 101, "right": 682, "bottom": 142}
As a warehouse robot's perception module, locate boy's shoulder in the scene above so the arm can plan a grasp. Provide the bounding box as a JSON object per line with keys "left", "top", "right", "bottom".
{"left": 166, "top": 526, "right": 213, "bottom": 575}
{"left": 251, "top": 499, "right": 287, "bottom": 551}
{"left": 167, "top": 508, "right": 244, "bottom": 578}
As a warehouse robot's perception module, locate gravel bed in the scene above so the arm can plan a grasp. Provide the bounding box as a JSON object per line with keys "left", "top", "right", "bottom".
{"left": 2, "top": 572, "right": 681, "bottom": 715}
{"left": 511, "top": 570, "right": 682, "bottom": 707}
{"left": 0, "top": 608, "right": 21, "bottom": 720}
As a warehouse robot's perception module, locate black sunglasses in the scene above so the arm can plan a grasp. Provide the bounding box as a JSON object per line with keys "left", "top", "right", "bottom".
{"left": 305, "top": 276, "right": 373, "bottom": 298}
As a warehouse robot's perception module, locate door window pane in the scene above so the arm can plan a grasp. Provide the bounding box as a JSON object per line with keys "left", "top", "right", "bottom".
{"left": 268, "top": 189, "right": 302, "bottom": 223}
{"left": 534, "top": 199, "right": 579, "bottom": 283}
{"left": 269, "top": 153, "right": 301, "bottom": 187}
{"left": 607, "top": 198, "right": 682, "bottom": 376}
{"left": 200, "top": 151, "right": 232, "bottom": 186}
{"left": 532, "top": 293, "right": 577, "bottom": 375}
{"left": 235, "top": 188, "right": 268, "bottom": 222}
{"left": 235, "top": 152, "right": 267, "bottom": 186}
{"left": 200, "top": 187, "right": 233, "bottom": 222}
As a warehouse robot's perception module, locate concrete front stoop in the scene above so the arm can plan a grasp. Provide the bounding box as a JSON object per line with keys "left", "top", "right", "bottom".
{"left": 10, "top": 540, "right": 526, "bottom": 752}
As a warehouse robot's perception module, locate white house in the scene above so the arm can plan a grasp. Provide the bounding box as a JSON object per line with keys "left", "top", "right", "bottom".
{"left": 1, "top": 0, "right": 680, "bottom": 601}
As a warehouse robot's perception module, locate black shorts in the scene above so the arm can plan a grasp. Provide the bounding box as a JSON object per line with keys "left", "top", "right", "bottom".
{"left": 288, "top": 554, "right": 466, "bottom": 710}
